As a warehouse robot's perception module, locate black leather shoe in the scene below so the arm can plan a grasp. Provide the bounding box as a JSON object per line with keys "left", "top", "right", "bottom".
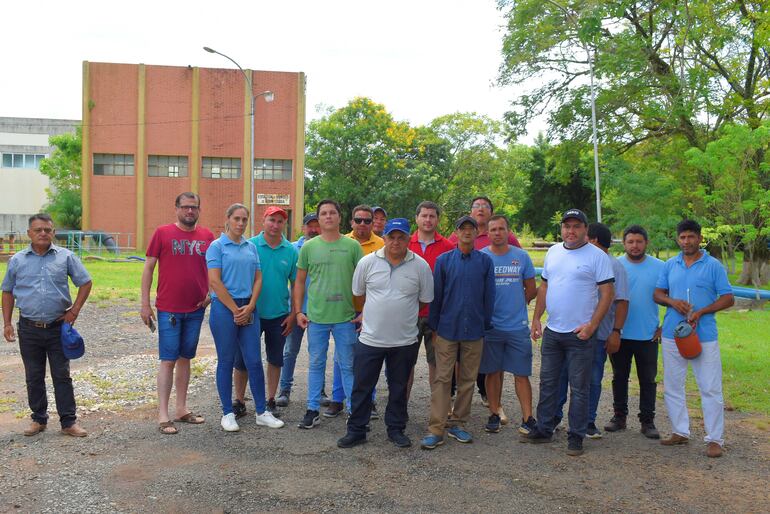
{"left": 388, "top": 431, "right": 412, "bottom": 448}
{"left": 337, "top": 432, "right": 367, "bottom": 448}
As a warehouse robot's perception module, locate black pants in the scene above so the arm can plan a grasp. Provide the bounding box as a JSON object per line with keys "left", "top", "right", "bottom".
{"left": 17, "top": 321, "right": 77, "bottom": 428}
{"left": 608, "top": 338, "right": 658, "bottom": 422}
{"left": 347, "top": 341, "right": 419, "bottom": 437}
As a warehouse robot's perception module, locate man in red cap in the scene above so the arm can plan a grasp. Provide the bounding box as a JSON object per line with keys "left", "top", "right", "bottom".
{"left": 232, "top": 206, "right": 298, "bottom": 417}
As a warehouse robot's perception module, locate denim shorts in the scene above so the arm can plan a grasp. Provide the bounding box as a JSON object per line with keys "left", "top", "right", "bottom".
{"left": 234, "top": 314, "right": 288, "bottom": 370}
{"left": 157, "top": 308, "right": 206, "bottom": 361}
{"left": 479, "top": 328, "right": 532, "bottom": 376}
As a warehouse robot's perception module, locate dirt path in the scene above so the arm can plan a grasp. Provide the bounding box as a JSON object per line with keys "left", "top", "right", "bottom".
{"left": 1, "top": 301, "right": 768, "bottom": 513}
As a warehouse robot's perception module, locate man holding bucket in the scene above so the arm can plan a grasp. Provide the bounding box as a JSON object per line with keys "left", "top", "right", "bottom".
{"left": 653, "top": 219, "right": 734, "bottom": 458}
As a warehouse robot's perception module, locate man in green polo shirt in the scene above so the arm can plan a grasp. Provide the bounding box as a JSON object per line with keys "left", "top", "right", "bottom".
{"left": 232, "top": 206, "right": 298, "bottom": 417}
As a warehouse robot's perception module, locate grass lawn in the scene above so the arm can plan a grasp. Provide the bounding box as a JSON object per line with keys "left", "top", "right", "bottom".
{"left": 1, "top": 254, "right": 768, "bottom": 416}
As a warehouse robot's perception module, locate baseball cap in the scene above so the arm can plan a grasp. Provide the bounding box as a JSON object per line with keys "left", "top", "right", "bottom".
{"left": 382, "top": 218, "right": 410, "bottom": 236}
{"left": 264, "top": 206, "right": 288, "bottom": 219}
{"left": 61, "top": 322, "right": 85, "bottom": 360}
{"left": 561, "top": 208, "right": 588, "bottom": 225}
{"left": 373, "top": 206, "right": 387, "bottom": 217}
{"left": 455, "top": 215, "right": 479, "bottom": 230}
{"left": 302, "top": 213, "right": 318, "bottom": 225}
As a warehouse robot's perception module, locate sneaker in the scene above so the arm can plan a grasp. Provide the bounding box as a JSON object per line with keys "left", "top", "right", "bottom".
{"left": 706, "top": 442, "right": 723, "bottom": 458}
{"left": 275, "top": 390, "right": 290, "bottom": 408}
{"left": 337, "top": 432, "right": 367, "bottom": 448}
{"left": 485, "top": 414, "right": 501, "bottom": 433}
{"left": 297, "top": 410, "right": 320, "bottom": 429}
{"left": 323, "top": 401, "right": 344, "bottom": 418}
{"left": 221, "top": 413, "right": 240, "bottom": 432}
{"left": 519, "top": 429, "right": 553, "bottom": 444}
{"left": 566, "top": 437, "right": 584, "bottom": 456}
{"left": 388, "top": 431, "right": 412, "bottom": 448}
{"left": 420, "top": 433, "right": 444, "bottom": 450}
{"left": 232, "top": 399, "right": 247, "bottom": 419}
{"left": 480, "top": 394, "right": 489, "bottom": 407}
{"left": 640, "top": 421, "right": 660, "bottom": 439}
{"left": 586, "top": 422, "right": 602, "bottom": 439}
{"left": 447, "top": 426, "right": 473, "bottom": 443}
{"left": 320, "top": 390, "right": 331, "bottom": 407}
{"left": 498, "top": 406, "right": 509, "bottom": 425}
{"left": 604, "top": 415, "right": 626, "bottom": 432}
{"left": 255, "top": 410, "right": 284, "bottom": 429}
{"left": 519, "top": 416, "right": 537, "bottom": 435}
{"left": 660, "top": 433, "right": 689, "bottom": 446}
{"left": 369, "top": 402, "right": 380, "bottom": 420}
{"left": 266, "top": 398, "right": 281, "bottom": 418}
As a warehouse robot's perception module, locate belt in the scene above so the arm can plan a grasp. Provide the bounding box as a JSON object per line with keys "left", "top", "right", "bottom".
{"left": 19, "top": 317, "right": 63, "bottom": 329}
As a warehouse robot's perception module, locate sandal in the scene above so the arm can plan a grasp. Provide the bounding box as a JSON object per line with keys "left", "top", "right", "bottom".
{"left": 159, "top": 421, "right": 178, "bottom": 435}
{"left": 175, "top": 412, "right": 205, "bottom": 424}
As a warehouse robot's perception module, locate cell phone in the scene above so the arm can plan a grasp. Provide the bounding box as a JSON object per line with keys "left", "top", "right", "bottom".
{"left": 247, "top": 314, "right": 254, "bottom": 325}
{"left": 148, "top": 318, "right": 156, "bottom": 333}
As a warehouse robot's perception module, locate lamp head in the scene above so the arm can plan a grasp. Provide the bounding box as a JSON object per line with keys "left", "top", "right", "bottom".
{"left": 203, "top": 46, "right": 216, "bottom": 53}
{"left": 264, "top": 91, "right": 275, "bottom": 103}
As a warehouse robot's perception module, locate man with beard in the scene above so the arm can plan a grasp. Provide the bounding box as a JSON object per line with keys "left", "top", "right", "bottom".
{"left": 140, "top": 192, "right": 214, "bottom": 434}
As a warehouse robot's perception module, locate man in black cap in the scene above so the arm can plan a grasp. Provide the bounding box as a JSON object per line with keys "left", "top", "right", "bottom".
{"left": 421, "top": 215, "right": 495, "bottom": 450}
{"left": 523, "top": 209, "right": 615, "bottom": 456}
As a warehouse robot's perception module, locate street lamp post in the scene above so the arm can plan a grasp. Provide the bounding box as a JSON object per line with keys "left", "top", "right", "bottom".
{"left": 544, "top": 1, "right": 602, "bottom": 222}
{"left": 203, "top": 46, "right": 274, "bottom": 236}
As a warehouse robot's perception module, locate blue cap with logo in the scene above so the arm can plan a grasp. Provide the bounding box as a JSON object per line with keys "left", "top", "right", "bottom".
{"left": 382, "top": 218, "right": 410, "bottom": 236}
{"left": 61, "top": 322, "right": 85, "bottom": 360}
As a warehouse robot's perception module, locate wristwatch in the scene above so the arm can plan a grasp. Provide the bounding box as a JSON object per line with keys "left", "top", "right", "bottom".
{"left": 612, "top": 328, "right": 622, "bottom": 334}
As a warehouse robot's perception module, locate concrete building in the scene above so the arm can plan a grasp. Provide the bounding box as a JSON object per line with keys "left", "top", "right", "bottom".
{"left": 0, "top": 117, "right": 79, "bottom": 233}
{"left": 82, "top": 61, "right": 306, "bottom": 250}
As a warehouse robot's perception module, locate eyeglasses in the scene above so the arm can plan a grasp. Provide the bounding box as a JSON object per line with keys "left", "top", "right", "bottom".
{"left": 178, "top": 205, "right": 200, "bottom": 211}
{"left": 353, "top": 218, "right": 373, "bottom": 225}
{"left": 471, "top": 203, "right": 491, "bottom": 210}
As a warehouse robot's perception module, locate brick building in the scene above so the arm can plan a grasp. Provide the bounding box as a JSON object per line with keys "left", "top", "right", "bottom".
{"left": 81, "top": 61, "right": 306, "bottom": 250}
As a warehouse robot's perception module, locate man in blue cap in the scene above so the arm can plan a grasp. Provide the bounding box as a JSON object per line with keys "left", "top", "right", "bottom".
{"left": 2, "top": 213, "right": 92, "bottom": 437}
{"left": 337, "top": 218, "right": 434, "bottom": 448}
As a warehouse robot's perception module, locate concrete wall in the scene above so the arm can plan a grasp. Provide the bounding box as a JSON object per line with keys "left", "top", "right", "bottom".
{"left": 0, "top": 214, "right": 31, "bottom": 235}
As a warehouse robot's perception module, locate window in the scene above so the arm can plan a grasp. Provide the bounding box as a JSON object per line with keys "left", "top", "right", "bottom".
{"left": 254, "top": 159, "right": 292, "bottom": 180}
{"left": 1, "top": 153, "right": 46, "bottom": 169}
{"left": 93, "top": 154, "right": 134, "bottom": 176}
{"left": 148, "top": 155, "right": 188, "bottom": 177}
{"left": 202, "top": 157, "right": 241, "bottom": 179}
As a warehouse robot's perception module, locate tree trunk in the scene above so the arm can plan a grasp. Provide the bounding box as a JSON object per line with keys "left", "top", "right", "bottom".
{"left": 738, "top": 240, "right": 770, "bottom": 286}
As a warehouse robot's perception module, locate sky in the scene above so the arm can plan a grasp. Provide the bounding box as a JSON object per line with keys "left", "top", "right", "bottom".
{"left": 1, "top": 0, "right": 543, "bottom": 139}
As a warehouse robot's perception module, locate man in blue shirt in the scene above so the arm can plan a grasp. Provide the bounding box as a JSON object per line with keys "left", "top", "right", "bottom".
{"left": 606, "top": 225, "right": 664, "bottom": 438}
{"left": 654, "top": 219, "right": 734, "bottom": 458}
{"left": 2, "top": 213, "right": 92, "bottom": 437}
{"left": 421, "top": 215, "right": 495, "bottom": 450}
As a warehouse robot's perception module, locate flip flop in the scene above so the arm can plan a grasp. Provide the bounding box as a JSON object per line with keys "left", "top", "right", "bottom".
{"left": 175, "top": 412, "right": 205, "bottom": 424}
{"left": 159, "top": 421, "right": 178, "bottom": 435}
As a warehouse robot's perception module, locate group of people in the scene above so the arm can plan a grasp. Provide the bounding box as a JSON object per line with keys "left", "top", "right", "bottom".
{"left": 1, "top": 193, "right": 734, "bottom": 458}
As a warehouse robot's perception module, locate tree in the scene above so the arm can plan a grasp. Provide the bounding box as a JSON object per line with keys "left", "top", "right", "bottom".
{"left": 304, "top": 98, "right": 449, "bottom": 223}
{"left": 38, "top": 127, "right": 82, "bottom": 228}
{"left": 686, "top": 123, "right": 770, "bottom": 286}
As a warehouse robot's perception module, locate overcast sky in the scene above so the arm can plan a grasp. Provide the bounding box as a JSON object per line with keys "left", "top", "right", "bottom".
{"left": 1, "top": 0, "right": 542, "bottom": 140}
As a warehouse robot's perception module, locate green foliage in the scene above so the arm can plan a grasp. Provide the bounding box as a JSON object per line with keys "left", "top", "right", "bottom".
{"left": 304, "top": 98, "right": 449, "bottom": 222}
{"left": 38, "top": 127, "right": 82, "bottom": 228}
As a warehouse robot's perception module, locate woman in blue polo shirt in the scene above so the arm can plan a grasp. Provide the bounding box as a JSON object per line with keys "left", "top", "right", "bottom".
{"left": 206, "top": 203, "right": 284, "bottom": 432}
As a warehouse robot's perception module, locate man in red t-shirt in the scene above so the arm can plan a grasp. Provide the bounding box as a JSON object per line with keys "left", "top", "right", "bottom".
{"left": 140, "top": 192, "right": 214, "bottom": 435}
{"left": 407, "top": 201, "right": 455, "bottom": 398}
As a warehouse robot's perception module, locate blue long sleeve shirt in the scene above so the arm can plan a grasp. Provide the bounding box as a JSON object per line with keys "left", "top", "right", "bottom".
{"left": 428, "top": 248, "right": 495, "bottom": 341}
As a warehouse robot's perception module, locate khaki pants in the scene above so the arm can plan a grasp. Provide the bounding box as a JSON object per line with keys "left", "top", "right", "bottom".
{"left": 428, "top": 335, "right": 483, "bottom": 436}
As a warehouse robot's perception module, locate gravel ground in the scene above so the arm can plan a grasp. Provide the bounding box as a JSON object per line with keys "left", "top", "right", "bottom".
{"left": 0, "top": 300, "right": 768, "bottom": 513}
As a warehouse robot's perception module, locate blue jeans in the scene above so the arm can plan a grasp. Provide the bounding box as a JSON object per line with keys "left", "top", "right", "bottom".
{"left": 209, "top": 298, "right": 266, "bottom": 415}
{"left": 306, "top": 321, "right": 356, "bottom": 411}
{"left": 332, "top": 359, "right": 377, "bottom": 404}
{"left": 536, "top": 328, "right": 594, "bottom": 440}
{"left": 555, "top": 338, "right": 607, "bottom": 424}
{"left": 157, "top": 308, "right": 205, "bottom": 361}
{"left": 279, "top": 324, "right": 305, "bottom": 393}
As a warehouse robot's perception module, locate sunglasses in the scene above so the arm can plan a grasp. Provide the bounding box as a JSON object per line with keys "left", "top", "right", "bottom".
{"left": 353, "top": 218, "right": 373, "bottom": 225}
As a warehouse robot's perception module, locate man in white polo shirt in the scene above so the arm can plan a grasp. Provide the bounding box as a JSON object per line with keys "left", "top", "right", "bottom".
{"left": 337, "top": 218, "right": 434, "bottom": 449}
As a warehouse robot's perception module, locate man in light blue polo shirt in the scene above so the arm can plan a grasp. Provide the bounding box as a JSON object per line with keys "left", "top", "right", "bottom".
{"left": 654, "top": 219, "right": 734, "bottom": 458}
{"left": 2, "top": 213, "right": 92, "bottom": 437}
{"left": 233, "top": 206, "right": 298, "bottom": 417}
